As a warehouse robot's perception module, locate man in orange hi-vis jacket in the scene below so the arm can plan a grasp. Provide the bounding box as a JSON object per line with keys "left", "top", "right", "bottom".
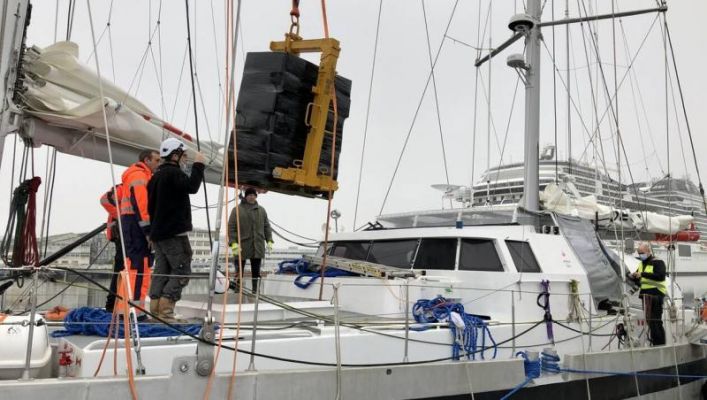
{"left": 117, "top": 149, "right": 160, "bottom": 315}
{"left": 100, "top": 184, "right": 124, "bottom": 312}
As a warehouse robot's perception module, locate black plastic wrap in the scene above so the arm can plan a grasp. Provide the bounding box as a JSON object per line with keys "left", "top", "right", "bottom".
{"left": 227, "top": 52, "right": 352, "bottom": 199}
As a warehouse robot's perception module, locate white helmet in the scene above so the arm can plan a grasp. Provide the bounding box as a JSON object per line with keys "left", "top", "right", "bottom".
{"left": 160, "top": 137, "right": 185, "bottom": 158}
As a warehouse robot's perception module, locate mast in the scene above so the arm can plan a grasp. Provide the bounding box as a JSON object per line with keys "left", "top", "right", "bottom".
{"left": 0, "top": 0, "right": 31, "bottom": 171}
{"left": 475, "top": 2, "right": 666, "bottom": 213}
{"left": 521, "top": 0, "right": 542, "bottom": 211}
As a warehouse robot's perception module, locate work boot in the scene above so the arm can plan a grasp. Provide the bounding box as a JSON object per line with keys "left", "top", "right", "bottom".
{"left": 157, "top": 297, "right": 187, "bottom": 324}
{"left": 148, "top": 298, "right": 160, "bottom": 320}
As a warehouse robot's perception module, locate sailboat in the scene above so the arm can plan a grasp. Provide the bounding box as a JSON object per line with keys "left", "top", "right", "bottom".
{"left": 1, "top": 0, "right": 707, "bottom": 399}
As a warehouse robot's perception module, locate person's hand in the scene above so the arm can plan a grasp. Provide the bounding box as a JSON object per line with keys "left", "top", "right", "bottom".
{"left": 267, "top": 241, "right": 274, "bottom": 254}
{"left": 230, "top": 242, "right": 240, "bottom": 255}
{"left": 194, "top": 151, "right": 205, "bottom": 164}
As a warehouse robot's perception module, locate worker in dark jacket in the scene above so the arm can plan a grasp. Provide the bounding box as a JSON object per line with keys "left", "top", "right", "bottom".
{"left": 228, "top": 188, "right": 273, "bottom": 293}
{"left": 147, "top": 138, "right": 204, "bottom": 322}
{"left": 631, "top": 243, "right": 667, "bottom": 346}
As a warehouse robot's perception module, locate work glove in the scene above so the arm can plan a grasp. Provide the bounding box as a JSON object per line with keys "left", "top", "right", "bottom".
{"left": 267, "top": 241, "right": 274, "bottom": 254}
{"left": 230, "top": 242, "right": 240, "bottom": 255}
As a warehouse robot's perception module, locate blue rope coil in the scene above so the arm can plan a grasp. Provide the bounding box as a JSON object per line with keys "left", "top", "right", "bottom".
{"left": 541, "top": 350, "right": 561, "bottom": 374}
{"left": 277, "top": 258, "right": 357, "bottom": 289}
{"left": 411, "top": 295, "right": 496, "bottom": 360}
{"left": 499, "top": 351, "right": 541, "bottom": 400}
{"left": 51, "top": 307, "right": 205, "bottom": 338}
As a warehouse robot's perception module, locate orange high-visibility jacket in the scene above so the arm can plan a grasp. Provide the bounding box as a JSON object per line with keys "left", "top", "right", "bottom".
{"left": 120, "top": 162, "right": 152, "bottom": 232}
{"left": 100, "top": 184, "right": 123, "bottom": 241}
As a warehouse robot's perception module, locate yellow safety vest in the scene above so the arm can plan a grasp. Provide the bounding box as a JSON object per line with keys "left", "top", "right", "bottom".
{"left": 636, "top": 261, "right": 667, "bottom": 295}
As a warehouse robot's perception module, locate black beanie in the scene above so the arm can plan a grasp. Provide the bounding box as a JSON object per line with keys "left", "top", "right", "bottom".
{"left": 244, "top": 188, "right": 257, "bottom": 197}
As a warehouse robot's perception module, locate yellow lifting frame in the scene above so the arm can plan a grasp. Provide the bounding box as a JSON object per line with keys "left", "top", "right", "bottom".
{"left": 269, "top": 35, "right": 341, "bottom": 193}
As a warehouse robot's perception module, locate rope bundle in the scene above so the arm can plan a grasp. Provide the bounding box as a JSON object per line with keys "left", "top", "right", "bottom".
{"left": 412, "top": 295, "right": 497, "bottom": 360}
{"left": 51, "top": 307, "right": 205, "bottom": 338}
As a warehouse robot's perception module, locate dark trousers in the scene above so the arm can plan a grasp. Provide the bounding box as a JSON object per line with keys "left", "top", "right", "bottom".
{"left": 642, "top": 293, "right": 666, "bottom": 346}
{"left": 236, "top": 258, "right": 262, "bottom": 293}
{"left": 105, "top": 239, "right": 124, "bottom": 311}
{"left": 150, "top": 236, "right": 192, "bottom": 301}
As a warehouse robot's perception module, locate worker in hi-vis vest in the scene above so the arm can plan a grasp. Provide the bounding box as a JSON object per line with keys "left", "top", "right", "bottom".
{"left": 117, "top": 149, "right": 160, "bottom": 314}
{"left": 631, "top": 243, "right": 667, "bottom": 346}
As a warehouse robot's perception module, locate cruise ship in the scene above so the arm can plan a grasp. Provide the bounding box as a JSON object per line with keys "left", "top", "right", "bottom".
{"left": 468, "top": 145, "right": 707, "bottom": 238}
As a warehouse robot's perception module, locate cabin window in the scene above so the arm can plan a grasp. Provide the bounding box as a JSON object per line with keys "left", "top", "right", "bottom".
{"left": 330, "top": 241, "right": 370, "bottom": 261}
{"left": 413, "top": 239, "right": 457, "bottom": 270}
{"left": 506, "top": 240, "right": 542, "bottom": 273}
{"left": 367, "top": 239, "right": 419, "bottom": 268}
{"left": 678, "top": 244, "right": 691, "bottom": 257}
{"left": 458, "top": 239, "right": 503, "bottom": 272}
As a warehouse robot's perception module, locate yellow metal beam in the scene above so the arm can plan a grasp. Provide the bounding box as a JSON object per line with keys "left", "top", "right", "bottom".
{"left": 269, "top": 36, "right": 341, "bottom": 194}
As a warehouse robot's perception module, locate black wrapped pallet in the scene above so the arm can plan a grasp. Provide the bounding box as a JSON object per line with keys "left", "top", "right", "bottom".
{"left": 228, "top": 51, "right": 352, "bottom": 199}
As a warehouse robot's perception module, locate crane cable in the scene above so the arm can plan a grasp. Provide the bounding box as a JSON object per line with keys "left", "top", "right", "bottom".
{"left": 317, "top": 0, "right": 338, "bottom": 303}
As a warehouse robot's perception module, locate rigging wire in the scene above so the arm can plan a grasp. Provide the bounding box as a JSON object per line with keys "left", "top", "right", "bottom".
{"left": 65, "top": 0, "right": 76, "bottom": 41}
{"left": 490, "top": 78, "right": 522, "bottom": 199}
{"left": 569, "top": 13, "right": 660, "bottom": 168}
{"left": 272, "top": 229, "right": 319, "bottom": 248}
{"left": 544, "top": 8, "right": 659, "bottom": 187}
{"left": 268, "top": 219, "right": 317, "bottom": 242}
{"left": 470, "top": 0, "right": 487, "bottom": 202}
{"left": 168, "top": 44, "right": 189, "bottom": 123}
{"left": 106, "top": 0, "right": 117, "bottom": 84}
{"left": 352, "top": 0, "right": 383, "bottom": 230}
{"left": 147, "top": 1, "right": 168, "bottom": 140}
{"left": 620, "top": 21, "right": 659, "bottom": 177}
{"left": 552, "top": 0, "right": 558, "bottom": 182}
{"left": 53, "top": 0, "right": 59, "bottom": 42}
{"left": 12, "top": 241, "right": 109, "bottom": 315}
{"left": 378, "top": 0, "right": 460, "bottom": 216}
{"left": 663, "top": 18, "right": 707, "bottom": 216}
{"left": 420, "top": 0, "right": 451, "bottom": 187}
{"left": 576, "top": 0, "right": 652, "bottom": 214}
{"left": 486, "top": 0, "right": 492, "bottom": 205}
{"left": 317, "top": 0, "right": 340, "bottom": 305}
{"left": 184, "top": 0, "right": 213, "bottom": 248}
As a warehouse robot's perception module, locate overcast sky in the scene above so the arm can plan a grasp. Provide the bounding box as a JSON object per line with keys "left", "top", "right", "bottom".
{"left": 1, "top": 0, "right": 705, "bottom": 244}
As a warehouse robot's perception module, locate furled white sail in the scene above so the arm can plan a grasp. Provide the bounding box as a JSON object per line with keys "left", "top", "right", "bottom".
{"left": 540, "top": 182, "right": 694, "bottom": 234}
{"left": 19, "top": 41, "right": 222, "bottom": 168}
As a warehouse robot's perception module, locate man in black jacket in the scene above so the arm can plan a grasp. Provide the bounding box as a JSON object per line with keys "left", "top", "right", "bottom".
{"left": 631, "top": 243, "right": 667, "bottom": 346}
{"left": 147, "top": 138, "right": 205, "bottom": 322}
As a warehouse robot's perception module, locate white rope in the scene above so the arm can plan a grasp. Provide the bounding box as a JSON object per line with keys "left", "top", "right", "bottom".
{"left": 86, "top": 0, "right": 143, "bottom": 356}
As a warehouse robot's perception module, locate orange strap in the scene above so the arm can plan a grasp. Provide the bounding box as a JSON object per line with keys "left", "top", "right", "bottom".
{"left": 290, "top": 0, "right": 300, "bottom": 17}
{"left": 320, "top": 0, "right": 329, "bottom": 39}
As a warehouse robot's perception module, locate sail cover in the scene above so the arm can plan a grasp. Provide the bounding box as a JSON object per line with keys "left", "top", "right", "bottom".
{"left": 555, "top": 214, "right": 624, "bottom": 303}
